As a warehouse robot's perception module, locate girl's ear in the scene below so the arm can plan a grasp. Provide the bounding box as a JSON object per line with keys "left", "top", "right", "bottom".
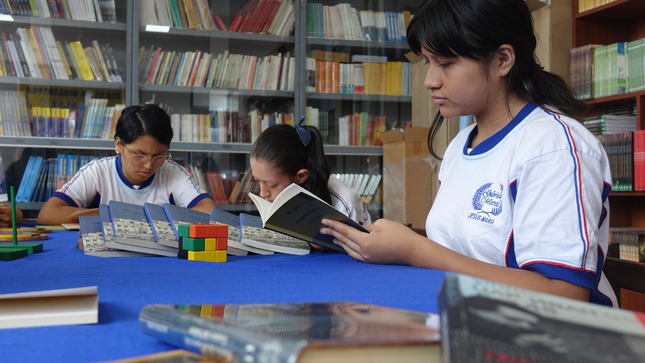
{"left": 496, "top": 44, "right": 516, "bottom": 77}
{"left": 295, "top": 168, "right": 310, "bottom": 184}
{"left": 114, "top": 138, "right": 123, "bottom": 154}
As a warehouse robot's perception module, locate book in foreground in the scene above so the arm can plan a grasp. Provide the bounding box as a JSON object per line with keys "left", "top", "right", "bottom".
{"left": 440, "top": 273, "right": 645, "bottom": 363}
{"left": 0, "top": 286, "right": 98, "bottom": 329}
{"left": 248, "top": 183, "right": 369, "bottom": 252}
{"left": 140, "top": 301, "right": 440, "bottom": 363}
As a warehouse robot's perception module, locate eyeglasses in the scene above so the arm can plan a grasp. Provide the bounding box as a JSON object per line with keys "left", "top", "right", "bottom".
{"left": 122, "top": 145, "right": 171, "bottom": 167}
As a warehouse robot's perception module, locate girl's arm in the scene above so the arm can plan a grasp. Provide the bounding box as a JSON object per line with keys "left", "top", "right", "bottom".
{"left": 320, "top": 218, "right": 590, "bottom": 302}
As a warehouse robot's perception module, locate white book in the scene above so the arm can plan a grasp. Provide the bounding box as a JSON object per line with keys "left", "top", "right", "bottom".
{"left": 0, "top": 286, "right": 98, "bottom": 329}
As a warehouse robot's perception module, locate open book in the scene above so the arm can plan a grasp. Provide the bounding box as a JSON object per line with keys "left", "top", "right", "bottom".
{"left": 248, "top": 183, "right": 368, "bottom": 252}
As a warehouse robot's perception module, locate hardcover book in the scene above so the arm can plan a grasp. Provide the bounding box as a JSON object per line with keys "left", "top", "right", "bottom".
{"left": 139, "top": 301, "right": 441, "bottom": 363}
{"left": 440, "top": 273, "right": 645, "bottom": 363}
{"left": 143, "top": 202, "right": 179, "bottom": 248}
{"left": 106, "top": 201, "right": 177, "bottom": 257}
{"left": 248, "top": 183, "right": 368, "bottom": 252}
{"left": 0, "top": 286, "right": 98, "bottom": 329}
{"left": 161, "top": 203, "right": 210, "bottom": 240}
{"left": 239, "top": 213, "right": 310, "bottom": 255}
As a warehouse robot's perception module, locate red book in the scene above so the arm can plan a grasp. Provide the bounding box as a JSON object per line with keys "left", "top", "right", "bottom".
{"left": 187, "top": 50, "right": 203, "bottom": 87}
{"left": 210, "top": 10, "right": 228, "bottom": 31}
{"left": 145, "top": 47, "right": 162, "bottom": 84}
{"left": 231, "top": 0, "right": 257, "bottom": 32}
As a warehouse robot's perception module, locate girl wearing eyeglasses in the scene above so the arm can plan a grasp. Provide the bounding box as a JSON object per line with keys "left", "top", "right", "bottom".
{"left": 37, "top": 104, "right": 215, "bottom": 225}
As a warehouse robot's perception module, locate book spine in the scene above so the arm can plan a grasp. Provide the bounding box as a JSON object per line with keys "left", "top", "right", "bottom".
{"left": 139, "top": 305, "right": 302, "bottom": 362}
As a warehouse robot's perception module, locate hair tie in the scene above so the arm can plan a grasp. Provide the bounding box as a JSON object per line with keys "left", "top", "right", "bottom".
{"left": 295, "top": 116, "right": 311, "bottom": 147}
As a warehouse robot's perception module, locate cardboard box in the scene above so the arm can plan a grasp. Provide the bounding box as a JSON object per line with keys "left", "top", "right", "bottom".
{"left": 382, "top": 127, "right": 438, "bottom": 230}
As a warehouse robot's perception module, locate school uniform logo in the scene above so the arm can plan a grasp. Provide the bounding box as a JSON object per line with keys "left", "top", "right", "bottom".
{"left": 469, "top": 182, "right": 503, "bottom": 224}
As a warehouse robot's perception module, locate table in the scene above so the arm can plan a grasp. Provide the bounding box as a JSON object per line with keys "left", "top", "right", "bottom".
{"left": 0, "top": 230, "right": 445, "bottom": 363}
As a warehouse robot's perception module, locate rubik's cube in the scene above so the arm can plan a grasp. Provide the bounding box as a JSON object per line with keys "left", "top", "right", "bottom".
{"left": 177, "top": 224, "right": 228, "bottom": 263}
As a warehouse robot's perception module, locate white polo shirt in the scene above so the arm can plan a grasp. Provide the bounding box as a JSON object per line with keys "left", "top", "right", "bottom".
{"left": 426, "top": 103, "right": 617, "bottom": 307}
{"left": 54, "top": 155, "right": 210, "bottom": 209}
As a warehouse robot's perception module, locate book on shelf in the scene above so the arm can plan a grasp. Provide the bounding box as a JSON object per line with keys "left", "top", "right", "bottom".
{"left": 105, "top": 201, "right": 177, "bottom": 257}
{"left": 78, "top": 215, "right": 149, "bottom": 258}
{"left": 139, "top": 301, "right": 441, "bottom": 363}
{"left": 439, "top": 273, "right": 645, "bottom": 363}
{"left": 161, "top": 203, "right": 210, "bottom": 241}
{"left": 582, "top": 114, "right": 637, "bottom": 135}
{"left": 0, "top": 286, "right": 98, "bottom": 329}
{"left": 635, "top": 129, "right": 645, "bottom": 192}
{"left": 248, "top": 183, "right": 368, "bottom": 252}
{"left": 597, "top": 132, "right": 634, "bottom": 192}
{"left": 238, "top": 212, "right": 310, "bottom": 255}
{"left": 609, "top": 227, "right": 645, "bottom": 263}
{"left": 69, "top": 40, "right": 95, "bottom": 81}
{"left": 143, "top": 202, "right": 179, "bottom": 248}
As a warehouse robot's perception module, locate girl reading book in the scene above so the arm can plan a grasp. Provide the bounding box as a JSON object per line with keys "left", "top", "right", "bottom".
{"left": 37, "top": 104, "right": 215, "bottom": 225}
{"left": 319, "top": 0, "right": 618, "bottom": 307}
{"left": 250, "top": 120, "right": 372, "bottom": 232}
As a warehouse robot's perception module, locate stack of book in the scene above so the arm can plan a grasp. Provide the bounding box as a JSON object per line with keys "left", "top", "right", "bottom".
{"left": 610, "top": 227, "right": 645, "bottom": 263}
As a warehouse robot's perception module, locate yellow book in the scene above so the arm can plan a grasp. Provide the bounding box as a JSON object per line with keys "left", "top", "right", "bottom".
{"left": 69, "top": 41, "right": 95, "bottom": 81}
{"left": 55, "top": 40, "right": 73, "bottom": 79}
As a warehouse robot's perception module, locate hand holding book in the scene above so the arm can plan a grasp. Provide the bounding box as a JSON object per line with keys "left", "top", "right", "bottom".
{"left": 248, "top": 183, "right": 368, "bottom": 252}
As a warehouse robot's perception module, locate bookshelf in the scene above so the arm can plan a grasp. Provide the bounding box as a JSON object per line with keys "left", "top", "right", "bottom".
{"left": 572, "top": 0, "right": 645, "bottom": 228}
{"left": 0, "top": 0, "right": 418, "bottom": 219}
{"left": 572, "top": 0, "right": 645, "bottom": 311}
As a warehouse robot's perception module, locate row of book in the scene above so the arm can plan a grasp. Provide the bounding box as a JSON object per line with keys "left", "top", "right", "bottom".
{"left": 30, "top": 96, "right": 123, "bottom": 139}
{"left": 140, "top": 0, "right": 295, "bottom": 37}
{"left": 333, "top": 173, "right": 382, "bottom": 204}
{"left": 80, "top": 201, "right": 311, "bottom": 258}
{"left": 597, "top": 130, "right": 645, "bottom": 192}
{"left": 0, "top": 27, "right": 123, "bottom": 82}
{"left": 15, "top": 154, "right": 98, "bottom": 203}
{"left": 304, "top": 107, "right": 388, "bottom": 146}
{"left": 0, "top": 0, "right": 116, "bottom": 22}
{"left": 609, "top": 227, "right": 645, "bottom": 263}
{"left": 0, "top": 90, "right": 30, "bottom": 137}
{"left": 570, "top": 38, "right": 645, "bottom": 100}
{"left": 306, "top": 3, "right": 411, "bottom": 43}
{"left": 577, "top": 0, "right": 618, "bottom": 12}
{"left": 138, "top": 46, "right": 295, "bottom": 92}
{"left": 170, "top": 109, "right": 294, "bottom": 144}
{"left": 307, "top": 57, "right": 411, "bottom": 96}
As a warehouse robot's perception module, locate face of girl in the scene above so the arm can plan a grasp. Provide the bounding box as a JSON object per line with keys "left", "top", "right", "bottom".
{"left": 250, "top": 157, "right": 305, "bottom": 202}
{"left": 116, "top": 135, "right": 170, "bottom": 186}
{"left": 421, "top": 48, "right": 497, "bottom": 120}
